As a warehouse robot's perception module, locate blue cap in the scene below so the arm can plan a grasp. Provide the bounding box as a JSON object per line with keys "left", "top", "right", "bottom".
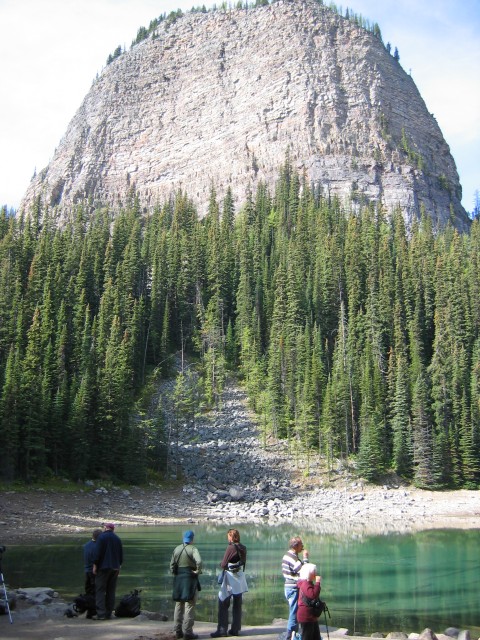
{"left": 183, "top": 530, "right": 194, "bottom": 543}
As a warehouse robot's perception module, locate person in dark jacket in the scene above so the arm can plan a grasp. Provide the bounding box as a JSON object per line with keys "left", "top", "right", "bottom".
{"left": 170, "top": 530, "right": 203, "bottom": 640}
{"left": 297, "top": 563, "right": 322, "bottom": 640}
{"left": 83, "top": 527, "right": 102, "bottom": 618}
{"left": 211, "top": 528, "right": 247, "bottom": 637}
{"left": 93, "top": 522, "right": 123, "bottom": 620}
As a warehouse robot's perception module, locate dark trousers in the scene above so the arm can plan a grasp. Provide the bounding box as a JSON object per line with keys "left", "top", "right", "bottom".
{"left": 217, "top": 594, "right": 242, "bottom": 633}
{"left": 85, "top": 571, "right": 96, "bottom": 596}
{"left": 299, "top": 621, "right": 321, "bottom": 640}
{"left": 84, "top": 572, "right": 97, "bottom": 617}
{"left": 95, "top": 568, "right": 119, "bottom": 618}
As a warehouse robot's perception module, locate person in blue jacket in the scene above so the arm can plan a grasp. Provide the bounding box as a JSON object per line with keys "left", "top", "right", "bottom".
{"left": 93, "top": 522, "right": 123, "bottom": 620}
{"left": 83, "top": 527, "right": 102, "bottom": 618}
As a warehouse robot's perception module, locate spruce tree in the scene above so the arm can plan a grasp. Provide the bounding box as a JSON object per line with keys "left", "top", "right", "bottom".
{"left": 412, "top": 369, "right": 434, "bottom": 487}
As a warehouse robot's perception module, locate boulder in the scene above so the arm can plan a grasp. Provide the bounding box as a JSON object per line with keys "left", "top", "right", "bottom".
{"left": 17, "top": 587, "right": 55, "bottom": 603}
{"left": 229, "top": 487, "right": 245, "bottom": 501}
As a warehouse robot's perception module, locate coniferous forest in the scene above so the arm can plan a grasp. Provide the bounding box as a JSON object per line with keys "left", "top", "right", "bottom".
{"left": 1, "top": 160, "right": 479, "bottom": 488}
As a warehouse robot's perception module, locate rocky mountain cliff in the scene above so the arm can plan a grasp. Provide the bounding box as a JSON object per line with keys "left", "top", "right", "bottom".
{"left": 21, "top": 0, "right": 469, "bottom": 230}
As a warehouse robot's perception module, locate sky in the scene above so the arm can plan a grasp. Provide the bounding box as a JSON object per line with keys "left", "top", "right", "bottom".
{"left": 0, "top": 0, "right": 479, "bottom": 213}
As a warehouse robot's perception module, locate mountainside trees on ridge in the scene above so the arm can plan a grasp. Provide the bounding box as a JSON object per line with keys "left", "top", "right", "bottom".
{"left": 1, "top": 161, "right": 479, "bottom": 488}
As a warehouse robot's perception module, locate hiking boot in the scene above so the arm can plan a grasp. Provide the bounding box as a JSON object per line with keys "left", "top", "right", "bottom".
{"left": 176, "top": 633, "right": 184, "bottom": 639}
{"left": 184, "top": 634, "right": 199, "bottom": 640}
{"left": 211, "top": 631, "right": 227, "bottom": 638}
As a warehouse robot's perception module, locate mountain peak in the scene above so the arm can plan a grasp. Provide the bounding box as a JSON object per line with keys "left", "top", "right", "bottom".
{"left": 21, "top": 0, "right": 469, "bottom": 230}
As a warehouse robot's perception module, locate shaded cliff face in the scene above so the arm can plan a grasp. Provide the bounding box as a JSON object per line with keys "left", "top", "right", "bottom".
{"left": 21, "top": 0, "right": 469, "bottom": 229}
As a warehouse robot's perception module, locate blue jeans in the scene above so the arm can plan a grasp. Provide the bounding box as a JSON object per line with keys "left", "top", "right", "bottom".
{"left": 284, "top": 586, "right": 299, "bottom": 634}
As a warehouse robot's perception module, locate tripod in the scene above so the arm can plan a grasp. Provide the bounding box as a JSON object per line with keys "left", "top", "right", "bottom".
{"left": 0, "top": 547, "right": 13, "bottom": 624}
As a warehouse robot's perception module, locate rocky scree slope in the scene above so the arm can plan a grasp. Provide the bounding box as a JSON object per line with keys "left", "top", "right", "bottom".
{"left": 21, "top": 0, "right": 469, "bottom": 230}
{"left": 164, "top": 381, "right": 459, "bottom": 535}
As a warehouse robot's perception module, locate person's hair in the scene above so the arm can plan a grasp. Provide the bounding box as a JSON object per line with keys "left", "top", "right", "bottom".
{"left": 228, "top": 528, "right": 240, "bottom": 543}
{"left": 289, "top": 536, "right": 302, "bottom": 550}
{"left": 92, "top": 528, "right": 103, "bottom": 541}
{"left": 299, "top": 563, "right": 317, "bottom": 581}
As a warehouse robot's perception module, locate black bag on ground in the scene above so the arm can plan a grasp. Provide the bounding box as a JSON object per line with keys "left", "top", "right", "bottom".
{"left": 73, "top": 593, "right": 96, "bottom": 615}
{"left": 115, "top": 589, "right": 141, "bottom": 617}
{"left": 301, "top": 592, "right": 328, "bottom": 617}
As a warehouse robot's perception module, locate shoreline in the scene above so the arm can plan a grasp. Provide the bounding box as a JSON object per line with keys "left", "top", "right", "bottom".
{"left": 1, "top": 590, "right": 479, "bottom": 640}
{"left": 1, "top": 484, "right": 480, "bottom": 544}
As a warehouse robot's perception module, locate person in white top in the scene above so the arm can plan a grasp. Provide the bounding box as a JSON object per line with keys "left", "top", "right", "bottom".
{"left": 281, "top": 536, "right": 309, "bottom": 640}
{"left": 211, "top": 529, "right": 248, "bottom": 638}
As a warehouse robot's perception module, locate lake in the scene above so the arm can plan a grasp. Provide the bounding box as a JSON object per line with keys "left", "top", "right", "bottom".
{"left": 2, "top": 523, "right": 480, "bottom": 634}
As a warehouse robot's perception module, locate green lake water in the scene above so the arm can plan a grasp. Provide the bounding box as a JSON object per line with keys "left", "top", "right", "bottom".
{"left": 2, "top": 523, "right": 480, "bottom": 634}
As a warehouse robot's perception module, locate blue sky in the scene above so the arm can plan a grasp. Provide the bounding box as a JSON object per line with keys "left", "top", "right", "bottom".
{"left": 0, "top": 0, "right": 478, "bottom": 212}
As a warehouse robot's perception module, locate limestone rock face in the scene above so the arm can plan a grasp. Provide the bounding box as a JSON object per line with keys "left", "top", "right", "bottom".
{"left": 21, "top": 0, "right": 469, "bottom": 229}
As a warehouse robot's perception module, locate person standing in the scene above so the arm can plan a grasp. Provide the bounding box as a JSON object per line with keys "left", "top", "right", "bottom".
{"left": 170, "top": 530, "right": 203, "bottom": 640}
{"left": 297, "top": 563, "right": 322, "bottom": 640}
{"left": 211, "top": 528, "right": 248, "bottom": 638}
{"left": 282, "top": 536, "right": 309, "bottom": 640}
{"left": 93, "top": 522, "right": 123, "bottom": 620}
{"left": 83, "top": 527, "right": 102, "bottom": 618}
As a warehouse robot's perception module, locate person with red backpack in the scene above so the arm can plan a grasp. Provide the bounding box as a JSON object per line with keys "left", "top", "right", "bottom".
{"left": 297, "top": 563, "right": 322, "bottom": 640}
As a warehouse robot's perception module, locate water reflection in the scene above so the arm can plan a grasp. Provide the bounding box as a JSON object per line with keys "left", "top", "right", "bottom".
{"left": 2, "top": 523, "right": 480, "bottom": 634}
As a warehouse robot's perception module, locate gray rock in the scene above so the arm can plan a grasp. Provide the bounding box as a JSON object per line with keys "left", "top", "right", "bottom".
{"left": 352, "top": 494, "right": 365, "bottom": 501}
{"left": 229, "top": 487, "right": 245, "bottom": 501}
{"left": 136, "top": 610, "right": 169, "bottom": 621}
{"left": 17, "top": 587, "right": 55, "bottom": 601}
{"left": 0, "top": 590, "right": 16, "bottom": 613}
{"left": 457, "top": 631, "right": 471, "bottom": 640}
{"left": 418, "top": 630, "right": 438, "bottom": 640}
{"left": 20, "top": 0, "right": 468, "bottom": 232}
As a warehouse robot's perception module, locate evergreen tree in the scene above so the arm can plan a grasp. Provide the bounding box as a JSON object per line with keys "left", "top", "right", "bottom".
{"left": 357, "top": 342, "right": 385, "bottom": 480}
{"left": 0, "top": 164, "right": 479, "bottom": 486}
{"left": 390, "top": 353, "right": 413, "bottom": 477}
{"left": 0, "top": 346, "right": 21, "bottom": 479}
{"left": 411, "top": 369, "right": 434, "bottom": 488}
{"left": 19, "top": 307, "right": 47, "bottom": 480}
